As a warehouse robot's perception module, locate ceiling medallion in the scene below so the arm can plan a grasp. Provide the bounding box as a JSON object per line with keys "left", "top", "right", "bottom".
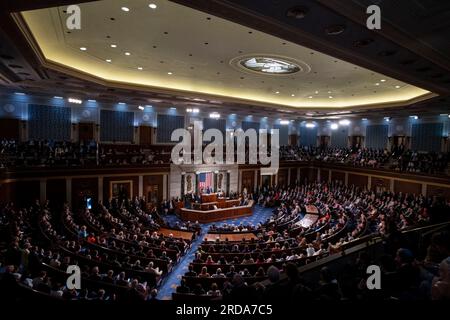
{"left": 230, "top": 54, "right": 311, "bottom": 76}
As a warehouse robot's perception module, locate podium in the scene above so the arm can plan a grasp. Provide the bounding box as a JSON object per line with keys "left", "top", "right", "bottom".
{"left": 201, "top": 193, "right": 217, "bottom": 203}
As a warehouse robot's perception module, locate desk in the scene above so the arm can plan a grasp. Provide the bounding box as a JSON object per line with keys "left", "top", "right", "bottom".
{"left": 295, "top": 205, "right": 319, "bottom": 228}
{"left": 158, "top": 228, "right": 195, "bottom": 241}
{"left": 203, "top": 232, "right": 257, "bottom": 242}
{"left": 180, "top": 200, "right": 254, "bottom": 223}
{"left": 296, "top": 214, "right": 319, "bottom": 228}
{"left": 192, "top": 199, "right": 241, "bottom": 211}
{"left": 305, "top": 205, "right": 319, "bottom": 214}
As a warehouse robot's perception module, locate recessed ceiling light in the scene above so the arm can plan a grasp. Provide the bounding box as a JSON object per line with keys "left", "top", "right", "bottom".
{"left": 291, "top": 94, "right": 295, "bottom": 97}
{"left": 362, "top": 118, "right": 368, "bottom": 121}
{"left": 327, "top": 91, "right": 332, "bottom": 94}
{"left": 121, "top": 7, "right": 130, "bottom": 12}
{"left": 118, "top": 102, "right": 125, "bottom": 105}
{"left": 375, "top": 83, "right": 380, "bottom": 86}
{"left": 138, "top": 106, "right": 145, "bottom": 110}
{"left": 167, "top": 72, "right": 173, "bottom": 75}
{"left": 149, "top": 3, "right": 157, "bottom": 9}
{"left": 88, "top": 99, "right": 96, "bottom": 102}
{"left": 308, "top": 96, "right": 313, "bottom": 99}
{"left": 110, "top": 44, "right": 117, "bottom": 48}
{"left": 395, "top": 85, "right": 401, "bottom": 89}
{"left": 53, "top": 96, "right": 63, "bottom": 99}
{"left": 14, "top": 92, "right": 26, "bottom": 95}
{"left": 275, "top": 91, "right": 280, "bottom": 94}
{"left": 106, "top": 59, "right": 112, "bottom": 63}
{"left": 329, "top": 96, "right": 333, "bottom": 99}
{"left": 137, "top": 67, "right": 143, "bottom": 70}
{"left": 380, "top": 79, "right": 386, "bottom": 82}
{"left": 80, "top": 47, "right": 87, "bottom": 51}
{"left": 68, "top": 97, "right": 82, "bottom": 104}
{"left": 186, "top": 108, "right": 200, "bottom": 114}
{"left": 315, "top": 91, "right": 319, "bottom": 94}
{"left": 125, "top": 52, "right": 131, "bottom": 56}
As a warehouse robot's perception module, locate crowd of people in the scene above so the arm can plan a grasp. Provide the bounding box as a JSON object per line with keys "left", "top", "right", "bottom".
{"left": 0, "top": 139, "right": 97, "bottom": 167}
{"left": 1, "top": 169, "right": 450, "bottom": 302}
{"left": 174, "top": 181, "right": 450, "bottom": 300}
{"left": 390, "top": 149, "right": 449, "bottom": 174}
{"left": 280, "top": 145, "right": 391, "bottom": 168}
{"left": 1, "top": 179, "right": 449, "bottom": 301}
{"left": 280, "top": 145, "right": 449, "bottom": 174}
{"left": 208, "top": 223, "right": 259, "bottom": 233}
{"left": 0, "top": 198, "right": 192, "bottom": 302}
{"left": 177, "top": 239, "right": 450, "bottom": 301}
{"left": 2, "top": 139, "right": 449, "bottom": 175}
{"left": 0, "top": 139, "right": 169, "bottom": 168}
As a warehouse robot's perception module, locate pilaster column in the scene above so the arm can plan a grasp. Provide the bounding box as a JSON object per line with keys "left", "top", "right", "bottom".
{"left": 39, "top": 179, "right": 47, "bottom": 204}
{"left": 139, "top": 175, "right": 143, "bottom": 198}
{"left": 163, "top": 174, "right": 168, "bottom": 200}
{"left": 421, "top": 183, "right": 427, "bottom": 196}
{"left": 66, "top": 178, "right": 72, "bottom": 208}
{"left": 98, "top": 177, "right": 103, "bottom": 204}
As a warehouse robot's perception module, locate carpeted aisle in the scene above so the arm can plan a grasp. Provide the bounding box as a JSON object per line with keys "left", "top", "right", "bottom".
{"left": 156, "top": 205, "right": 273, "bottom": 300}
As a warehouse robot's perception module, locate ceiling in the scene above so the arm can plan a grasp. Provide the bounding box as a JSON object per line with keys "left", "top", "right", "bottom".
{"left": 18, "top": 0, "right": 430, "bottom": 109}
{"left": 0, "top": 0, "right": 448, "bottom": 120}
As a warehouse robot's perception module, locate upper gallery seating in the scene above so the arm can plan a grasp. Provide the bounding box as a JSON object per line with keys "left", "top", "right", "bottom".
{"left": 1, "top": 139, "right": 449, "bottom": 176}
{"left": 279, "top": 146, "right": 449, "bottom": 174}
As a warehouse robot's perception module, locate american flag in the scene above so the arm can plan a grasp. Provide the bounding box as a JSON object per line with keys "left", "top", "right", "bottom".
{"left": 198, "top": 172, "right": 213, "bottom": 190}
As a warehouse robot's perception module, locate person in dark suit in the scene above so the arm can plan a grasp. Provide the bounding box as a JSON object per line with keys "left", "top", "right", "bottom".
{"left": 185, "top": 264, "right": 197, "bottom": 277}
{"left": 176, "top": 279, "right": 191, "bottom": 294}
